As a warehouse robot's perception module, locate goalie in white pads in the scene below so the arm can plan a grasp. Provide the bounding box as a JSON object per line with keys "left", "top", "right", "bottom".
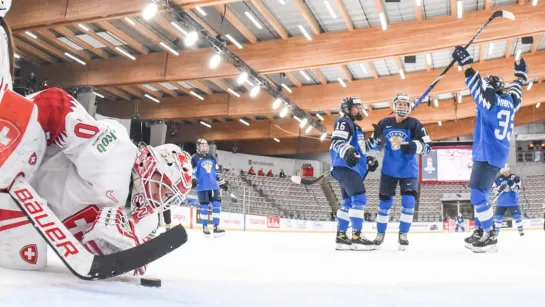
{"left": 0, "top": 88, "right": 193, "bottom": 274}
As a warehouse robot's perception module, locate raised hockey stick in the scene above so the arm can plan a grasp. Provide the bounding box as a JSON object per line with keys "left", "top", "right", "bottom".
{"left": 412, "top": 10, "right": 515, "bottom": 110}
{"left": 8, "top": 178, "right": 187, "bottom": 280}
{"left": 291, "top": 169, "right": 332, "bottom": 186}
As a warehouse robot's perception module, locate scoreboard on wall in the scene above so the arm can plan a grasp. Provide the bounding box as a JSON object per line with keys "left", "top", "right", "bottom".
{"left": 419, "top": 145, "right": 473, "bottom": 183}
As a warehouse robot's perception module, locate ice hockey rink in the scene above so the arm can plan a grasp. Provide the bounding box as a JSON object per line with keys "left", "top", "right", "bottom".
{"left": 1, "top": 229, "right": 544, "bottom": 307}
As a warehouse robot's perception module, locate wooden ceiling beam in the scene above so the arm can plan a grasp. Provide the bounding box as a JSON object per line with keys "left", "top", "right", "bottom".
{"left": 190, "top": 80, "right": 213, "bottom": 95}
{"left": 34, "top": 29, "right": 92, "bottom": 61}
{"left": 450, "top": 0, "right": 457, "bottom": 17}
{"left": 154, "top": 83, "right": 179, "bottom": 97}
{"left": 214, "top": 5, "right": 257, "bottom": 44}
{"left": 118, "top": 85, "right": 144, "bottom": 98}
{"left": 185, "top": 9, "right": 218, "bottom": 37}
{"left": 99, "top": 87, "right": 131, "bottom": 100}
{"left": 14, "top": 38, "right": 57, "bottom": 63}
{"left": 505, "top": 38, "right": 514, "bottom": 58}
{"left": 485, "top": 0, "right": 493, "bottom": 10}
{"left": 152, "top": 14, "right": 186, "bottom": 39}
{"left": 15, "top": 34, "right": 69, "bottom": 63}
{"left": 340, "top": 65, "right": 353, "bottom": 82}
{"left": 37, "top": 4, "right": 545, "bottom": 86}
{"left": 293, "top": 0, "right": 321, "bottom": 35}
{"left": 138, "top": 84, "right": 163, "bottom": 99}
{"left": 96, "top": 21, "right": 149, "bottom": 54}
{"left": 54, "top": 27, "right": 111, "bottom": 59}
{"left": 249, "top": 0, "right": 289, "bottom": 39}
{"left": 531, "top": 34, "right": 543, "bottom": 53}
{"left": 311, "top": 69, "right": 327, "bottom": 85}
{"left": 122, "top": 18, "right": 170, "bottom": 48}
{"left": 479, "top": 43, "right": 487, "bottom": 62}
{"left": 285, "top": 72, "right": 302, "bottom": 87}
{"left": 414, "top": 1, "right": 423, "bottom": 21}
{"left": 334, "top": 0, "right": 354, "bottom": 31}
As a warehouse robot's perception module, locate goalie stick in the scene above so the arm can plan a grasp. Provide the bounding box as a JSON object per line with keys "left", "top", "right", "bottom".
{"left": 8, "top": 178, "right": 188, "bottom": 281}
{"left": 412, "top": 10, "right": 515, "bottom": 110}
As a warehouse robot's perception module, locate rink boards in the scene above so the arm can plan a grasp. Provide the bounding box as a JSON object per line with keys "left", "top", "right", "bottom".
{"left": 170, "top": 206, "right": 545, "bottom": 233}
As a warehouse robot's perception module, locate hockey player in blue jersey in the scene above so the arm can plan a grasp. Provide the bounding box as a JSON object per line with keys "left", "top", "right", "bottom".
{"left": 192, "top": 139, "right": 227, "bottom": 238}
{"left": 452, "top": 46, "right": 526, "bottom": 252}
{"left": 367, "top": 93, "right": 432, "bottom": 251}
{"left": 330, "top": 97, "right": 379, "bottom": 251}
{"left": 493, "top": 165, "right": 524, "bottom": 236}
{"left": 455, "top": 213, "right": 465, "bottom": 232}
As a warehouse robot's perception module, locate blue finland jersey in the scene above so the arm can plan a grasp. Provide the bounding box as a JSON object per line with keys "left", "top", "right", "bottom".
{"left": 370, "top": 117, "right": 431, "bottom": 179}
{"left": 456, "top": 216, "right": 464, "bottom": 224}
{"left": 329, "top": 116, "right": 368, "bottom": 179}
{"left": 465, "top": 69, "right": 522, "bottom": 169}
{"left": 191, "top": 153, "right": 219, "bottom": 192}
{"left": 494, "top": 174, "right": 521, "bottom": 207}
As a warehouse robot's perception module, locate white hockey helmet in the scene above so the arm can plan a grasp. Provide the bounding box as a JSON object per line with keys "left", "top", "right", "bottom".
{"left": 130, "top": 144, "right": 193, "bottom": 223}
{"left": 392, "top": 93, "right": 413, "bottom": 118}
{"left": 0, "top": 0, "right": 12, "bottom": 18}
{"left": 500, "top": 164, "right": 510, "bottom": 175}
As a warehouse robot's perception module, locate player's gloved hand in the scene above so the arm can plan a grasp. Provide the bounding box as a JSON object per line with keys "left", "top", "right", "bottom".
{"left": 514, "top": 57, "right": 528, "bottom": 81}
{"left": 400, "top": 140, "right": 424, "bottom": 155}
{"left": 343, "top": 147, "right": 360, "bottom": 167}
{"left": 367, "top": 156, "right": 379, "bottom": 172}
{"left": 498, "top": 183, "right": 508, "bottom": 192}
{"left": 372, "top": 124, "right": 384, "bottom": 140}
{"left": 81, "top": 207, "right": 146, "bottom": 276}
{"left": 192, "top": 178, "right": 198, "bottom": 189}
{"left": 452, "top": 46, "right": 473, "bottom": 67}
{"left": 507, "top": 179, "right": 515, "bottom": 188}
{"left": 218, "top": 179, "right": 228, "bottom": 191}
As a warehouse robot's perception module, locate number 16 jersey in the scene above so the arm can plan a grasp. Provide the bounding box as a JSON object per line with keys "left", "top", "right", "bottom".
{"left": 465, "top": 68, "right": 522, "bottom": 169}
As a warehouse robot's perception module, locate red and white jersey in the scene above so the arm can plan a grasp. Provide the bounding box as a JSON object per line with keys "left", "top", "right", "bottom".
{"left": 26, "top": 89, "right": 137, "bottom": 240}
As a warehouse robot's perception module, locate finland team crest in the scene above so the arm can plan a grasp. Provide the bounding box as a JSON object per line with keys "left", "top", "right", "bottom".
{"left": 387, "top": 131, "right": 408, "bottom": 150}
{"left": 202, "top": 160, "right": 213, "bottom": 173}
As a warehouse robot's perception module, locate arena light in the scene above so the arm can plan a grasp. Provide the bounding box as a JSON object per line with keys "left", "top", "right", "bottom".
{"left": 200, "top": 121, "right": 212, "bottom": 128}
{"left": 456, "top": 0, "right": 463, "bottom": 19}
{"left": 316, "top": 113, "right": 324, "bottom": 121}
{"left": 78, "top": 24, "right": 90, "bottom": 32}
{"left": 246, "top": 80, "right": 255, "bottom": 86}
{"left": 457, "top": 92, "right": 462, "bottom": 103}
{"left": 144, "top": 94, "right": 160, "bottom": 103}
{"left": 426, "top": 53, "right": 432, "bottom": 66}
{"left": 209, "top": 54, "right": 221, "bottom": 69}
{"left": 299, "top": 70, "right": 311, "bottom": 81}
{"left": 399, "top": 69, "right": 405, "bottom": 80}
{"left": 298, "top": 25, "right": 312, "bottom": 41}
{"left": 379, "top": 12, "right": 387, "bottom": 31}
{"left": 415, "top": 0, "right": 422, "bottom": 6}
{"left": 237, "top": 72, "right": 249, "bottom": 85}
{"left": 115, "top": 47, "right": 136, "bottom": 60}
{"left": 536, "top": 103, "right": 541, "bottom": 108}
{"left": 532, "top": 0, "right": 538, "bottom": 6}
{"left": 293, "top": 115, "right": 301, "bottom": 122}
{"left": 433, "top": 98, "right": 439, "bottom": 107}
{"left": 239, "top": 118, "right": 250, "bottom": 126}
{"left": 488, "top": 42, "right": 494, "bottom": 55}
{"left": 250, "top": 85, "right": 261, "bottom": 98}
{"left": 320, "top": 133, "right": 327, "bottom": 141}
{"left": 359, "top": 63, "right": 367, "bottom": 74}
{"left": 300, "top": 118, "right": 308, "bottom": 128}
{"left": 171, "top": 22, "right": 187, "bottom": 35}
{"left": 324, "top": 1, "right": 337, "bottom": 19}
{"left": 14, "top": 53, "right": 20, "bottom": 59}
{"left": 227, "top": 88, "right": 240, "bottom": 97}
{"left": 438, "top": 121, "right": 442, "bottom": 126}
{"left": 226, "top": 34, "right": 243, "bottom": 49}
{"left": 274, "top": 138, "right": 280, "bottom": 143}
{"left": 281, "top": 83, "right": 292, "bottom": 93}
{"left": 337, "top": 78, "right": 346, "bottom": 88}
{"left": 279, "top": 0, "right": 286, "bottom": 4}
{"left": 190, "top": 91, "right": 205, "bottom": 100}
{"left": 305, "top": 125, "right": 313, "bottom": 134}
{"left": 527, "top": 81, "right": 534, "bottom": 91}
{"left": 279, "top": 106, "right": 289, "bottom": 118}
{"left": 92, "top": 91, "right": 105, "bottom": 99}
{"left": 184, "top": 31, "right": 198, "bottom": 46}
{"left": 245, "top": 12, "right": 263, "bottom": 29}
{"left": 458, "top": 65, "right": 463, "bottom": 72}
{"left": 142, "top": 3, "right": 158, "bottom": 20}
{"left": 125, "top": 17, "right": 137, "bottom": 26}
{"left": 64, "top": 52, "right": 86, "bottom": 65}
{"left": 273, "top": 98, "right": 282, "bottom": 109}
{"left": 362, "top": 108, "right": 368, "bottom": 117}
{"left": 160, "top": 42, "right": 179, "bottom": 56}
{"left": 195, "top": 7, "right": 207, "bottom": 16}
{"left": 25, "top": 31, "right": 37, "bottom": 39}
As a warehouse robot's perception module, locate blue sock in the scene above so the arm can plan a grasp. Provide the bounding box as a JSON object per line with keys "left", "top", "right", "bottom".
{"left": 336, "top": 198, "right": 351, "bottom": 231}
{"left": 471, "top": 188, "right": 493, "bottom": 231}
{"left": 349, "top": 193, "right": 366, "bottom": 231}
{"left": 200, "top": 203, "right": 209, "bottom": 227}
{"left": 212, "top": 200, "right": 221, "bottom": 226}
{"left": 513, "top": 213, "right": 523, "bottom": 231}
{"left": 494, "top": 214, "right": 504, "bottom": 232}
{"left": 377, "top": 197, "right": 393, "bottom": 234}
{"left": 399, "top": 194, "right": 415, "bottom": 233}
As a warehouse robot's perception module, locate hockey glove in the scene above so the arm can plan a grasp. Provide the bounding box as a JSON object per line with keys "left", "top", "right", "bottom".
{"left": 192, "top": 178, "right": 199, "bottom": 189}
{"left": 400, "top": 140, "right": 424, "bottom": 155}
{"left": 514, "top": 57, "right": 528, "bottom": 81}
{"left": 218, "top": 179, "right": 228, "bottom": 191}
{"left": 343, "top": 147, "right": 360, "bottom": 167}
{"left": 498, "top": 183, "right": 508, "bottom": 192}
{"left": 367, "top": 156, "right": 379, "bottom": 172}
{"left": 372, "top": 123, "right": 384, "bottom": 140}
{"left": 507, "top": 179, "right": 515, "bottom": 188}
{"left": 452, "top": 46, "right": 473, "bottom": 67}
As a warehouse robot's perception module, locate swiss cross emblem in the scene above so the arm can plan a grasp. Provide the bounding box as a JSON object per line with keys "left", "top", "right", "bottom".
{"left": 28, "top": 152, "right": 37, "bottom": 165}
{"left": 0, "top": 119, "right": 21, "bottom": 153}
{"left": 19, "top": 244, "right": 38, "bottom": 265}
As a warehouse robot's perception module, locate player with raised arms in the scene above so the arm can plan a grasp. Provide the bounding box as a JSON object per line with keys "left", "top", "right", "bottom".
{"left": 367, "top": 94, "right": 432, "bottom": 251}
{"left": 192, "top": 139, "right": 226, "bottom": 238}
{"left": 330, "top": 97, "right": 378, "bottom": 251}
{"left": 451, "top": 45, "right": 526, "bottom": 252}
{"left": 493, "top": 164, "right": 524, "bottom": 236}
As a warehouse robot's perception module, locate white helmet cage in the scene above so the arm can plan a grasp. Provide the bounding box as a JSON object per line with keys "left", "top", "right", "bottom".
{"left": 392, "top": 94, "right": 412, "bottom": 117}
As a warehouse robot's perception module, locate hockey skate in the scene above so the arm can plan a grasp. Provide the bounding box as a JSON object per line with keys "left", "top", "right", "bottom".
{"left": 335, "top": 230, "right": 352, "bottom": 250}
{"left": 518, "top": 229, "right": 525, "bottom": 236}
{"left": 203, "top": 226, "right": 212, "bottom": 238}
{"left": 213, "top": 225, "right": 226, "bottom": 238}
{"left": 464, "top": 228, "right": 483, "bottom": 249}
{"left": 398, "top": 232, "right": 409, "bottom": 251}
{"left": 372, "top": 233, "right": 385, "bottom": 250}
{"left": 472, "top": 230, "right": 498, "bottom": 253}
{"left": 350, "top": 230, "right": 375, "bottom": 251}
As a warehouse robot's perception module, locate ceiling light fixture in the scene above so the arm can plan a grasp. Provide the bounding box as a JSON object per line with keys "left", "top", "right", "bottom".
{"left": 226, "top": 34, "right": 243, "bottom": 49}
{"left": 142, "top": 3, "right": 158, "bottom": 20}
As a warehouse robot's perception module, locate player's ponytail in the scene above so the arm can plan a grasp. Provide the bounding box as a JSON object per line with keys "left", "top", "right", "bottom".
{"left": 0, "top": 17, "right": 14, "bottom": 78}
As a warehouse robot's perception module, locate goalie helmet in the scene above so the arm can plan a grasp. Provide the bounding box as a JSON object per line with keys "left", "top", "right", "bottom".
{"left": 500, "top": 164, "right": 510, "bottom": 176}
{"left": 484, "top": 75, "right": 505, "bottom": 94}
{"left": 0, "top": 0, "right": 11, "bottom": 18}
{"left": 392, "top": 93, "right": 412, "bottom": 118}
{"left": 130, "top": 144, "right": 193, "bottom": 224}
{"left": 196, "top": 138, "right": 209, "bottom": 155}
{"left": 340, "top": 97, "right": 364, "bottom": 121}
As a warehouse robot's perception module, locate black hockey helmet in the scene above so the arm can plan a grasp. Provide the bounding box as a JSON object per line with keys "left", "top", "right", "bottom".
{"left": 196, "top": 138, "right": 209, "bottom": 155}
{"left": 484, "top": 75, "right": 505, "bottom": 94}
{"left": 340, "top": 97, "right": 364, "bottom": 121}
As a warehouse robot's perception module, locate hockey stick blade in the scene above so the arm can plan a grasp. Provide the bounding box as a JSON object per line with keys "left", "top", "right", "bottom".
{"left": 229, "top": 192, "right": 238, "bottom": 203}
{"left": 290, "top": 175, "right": 302, "bottom": 184}
{"left": 8, "top": 178, "right": 187, "bottom": 281}
{"left": 496, "top": 10, "right": 515, "bottom": 20}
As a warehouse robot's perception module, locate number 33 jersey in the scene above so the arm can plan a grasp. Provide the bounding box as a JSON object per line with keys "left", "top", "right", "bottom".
{"left": 465, "top": 68, "right": 522, "bottom": 169}
{"left": 26, "top": 88, "right": 137, "bottom": 238}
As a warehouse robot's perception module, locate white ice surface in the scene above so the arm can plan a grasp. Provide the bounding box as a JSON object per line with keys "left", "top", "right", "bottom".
{"left": 0, "top": 230, "right": 544, "bottom": 307}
